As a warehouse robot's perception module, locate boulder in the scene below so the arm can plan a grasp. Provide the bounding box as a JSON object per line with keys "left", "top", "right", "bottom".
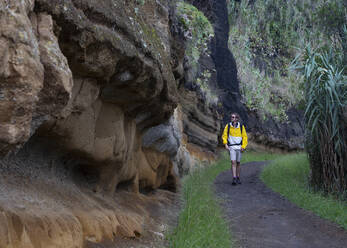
{"left": 0, "top": 0, "right": 44, "bottom": 155}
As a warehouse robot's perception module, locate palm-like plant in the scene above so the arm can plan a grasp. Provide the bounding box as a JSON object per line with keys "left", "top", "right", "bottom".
{"left": 292, "top": 45, "right": 347, "bottom": 194}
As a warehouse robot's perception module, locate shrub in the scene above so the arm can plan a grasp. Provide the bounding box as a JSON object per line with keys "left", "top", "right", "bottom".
{"left": 176, "top": 1, "right": 214, "bottom": 67}
{"left": 314, "top": 1, "right": 346, "bottom": 38}
{"left": 291, "top": 44, "right": 347, "bottom": 194}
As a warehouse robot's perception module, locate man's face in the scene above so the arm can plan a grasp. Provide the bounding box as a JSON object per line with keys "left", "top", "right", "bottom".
{"left": 231, "top": 115, "right": 239, "bottom": 124}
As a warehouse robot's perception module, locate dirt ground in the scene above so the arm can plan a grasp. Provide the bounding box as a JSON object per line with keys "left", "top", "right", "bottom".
{"left": 0, "top": 137, "right": 181, "bottom": 248}
{"left": 85, "top": 189, "right": 181, "bottom": 248}
{"left": 214, "top": 161, "right": 347, "bottom": 248}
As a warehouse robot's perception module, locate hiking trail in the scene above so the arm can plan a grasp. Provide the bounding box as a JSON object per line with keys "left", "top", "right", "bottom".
{"left": 215, "top": 161, "right": 347, "bottom": 248}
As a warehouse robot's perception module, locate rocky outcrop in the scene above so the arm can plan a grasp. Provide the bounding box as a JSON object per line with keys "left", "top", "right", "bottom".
{"left": 1, "top": 0, "right": 179, "bottom": 193}
{"left": 179, "top": 90, "right": 221, "bottom": 161}
{"left": 247, "top": 107, "right": 305, "bottom": 151}
{"left": 0, "top": 2, "right": 74, "bottom": 156}
{"left": 0, "top": 136, "right": 178, "bottom": 247}
{"left": 0, "top": 0, "right": 41, "bottom": 154}
{"left": 0, "top": 0, "right": 184, "bottom": 247}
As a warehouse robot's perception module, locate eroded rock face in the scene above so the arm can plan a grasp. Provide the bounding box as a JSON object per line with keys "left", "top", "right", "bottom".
{"left": 0, "top": 0, "right": 44, "bottom": 155}
{"left": 179, "top": 90, "right": 221, "bottom": 157}
{"left": 0, "top": 0, "right": 229, "bottom": 247}
{"left": 0, "top": 137, "right": 176, "bottom": 247}
{"left": 0, "top": 1, "right": 183, "bottom": 246}
{"left": 34, "top": 0, "right": 177, "bottom": 124}
{"left": 247, "top": 108, "right": 305, "bottom": 151}
{"left": 1, "top": 0, "right": 180, "bottom": 193}
{"left": 34, "top": 13, "right": 73, "bottom": 123}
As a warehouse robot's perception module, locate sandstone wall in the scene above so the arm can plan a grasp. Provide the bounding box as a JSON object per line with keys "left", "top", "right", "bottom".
{"left": 1, "top": 0, "right": 180, "bottom": 193}
{"left": 0, "top": 0, "right": 226, "bottom": 247}
{"left": 0, "top": 0, "right": 185, "bottom": 247}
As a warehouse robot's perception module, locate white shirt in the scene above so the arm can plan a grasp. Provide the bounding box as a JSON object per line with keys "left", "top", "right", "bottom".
{"left": 227, "top": 122, "right": 242, "bottom": 150}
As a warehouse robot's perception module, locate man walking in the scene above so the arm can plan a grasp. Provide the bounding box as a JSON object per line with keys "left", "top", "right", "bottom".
{"left": 222, "top": 113, "right": 248, "bottom": 185}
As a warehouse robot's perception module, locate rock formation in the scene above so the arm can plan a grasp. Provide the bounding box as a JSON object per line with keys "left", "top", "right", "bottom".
{"left": 0, "top": 0, "right": 185, "bottom": 247}
{"left": 1, "top": 0, "right": 181, "bottom": 193}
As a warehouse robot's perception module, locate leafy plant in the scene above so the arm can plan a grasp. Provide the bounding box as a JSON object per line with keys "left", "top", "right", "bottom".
{"left": 176, "top": 1, "right": 214, "bottom": 67}
{"left": 314, "top": 1, "right": 346, "bottom": 37}
{"left": 291, "top": 44, "right": 347, "bottom": 194}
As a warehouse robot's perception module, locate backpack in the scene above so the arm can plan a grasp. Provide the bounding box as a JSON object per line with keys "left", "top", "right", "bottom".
{"left": 227, "top": 122, "right": 243, "bottom": 146}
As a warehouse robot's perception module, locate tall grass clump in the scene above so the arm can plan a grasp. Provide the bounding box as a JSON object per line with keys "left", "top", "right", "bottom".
{"left": 291, "top": 44, "right": 347, "bottom": 194}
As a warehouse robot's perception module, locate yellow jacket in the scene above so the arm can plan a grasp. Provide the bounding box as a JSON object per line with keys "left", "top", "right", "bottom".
{"left": 222, "top": 122, "right": 248, "bottom": 149}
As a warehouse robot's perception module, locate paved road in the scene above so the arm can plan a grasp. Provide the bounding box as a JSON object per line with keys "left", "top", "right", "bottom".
{"left": 214, "top": 161, "right": 347, "bottom": 248}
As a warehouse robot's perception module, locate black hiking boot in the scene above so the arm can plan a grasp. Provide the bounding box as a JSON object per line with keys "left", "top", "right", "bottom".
{"left": 237, "top": 177, "right": 242, "bottom": 184}
{"left": 232, "top": 178, "right": 237, "bottom": 185}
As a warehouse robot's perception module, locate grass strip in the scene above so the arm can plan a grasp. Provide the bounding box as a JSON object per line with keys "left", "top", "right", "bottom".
{"left": 167, "top": 151, "right": 281, "bottom": 248}
{"left": 261, "top": 153, "right": 347, "bottom": 229}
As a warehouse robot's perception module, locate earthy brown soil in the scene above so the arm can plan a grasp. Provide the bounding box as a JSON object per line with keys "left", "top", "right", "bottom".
{"left": 214, "top": 161, "right": 347, "bottom": 248}
{"left": 85, "top": 189, "right": 180, "bottom": 248}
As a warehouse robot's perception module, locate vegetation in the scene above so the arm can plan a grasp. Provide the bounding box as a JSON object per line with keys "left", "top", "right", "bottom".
{"left": 291, "top": 44, "right": 347, "bottom": 194}
{"left": 167, "top": 151, "right": 280, "bottom": 247}
{"left": 315, "top": 1, "right": 347, "bottom": 65}
{"left": 261, "top": 153, "right": 347, "bottom": 229}
{"left": 227, "top": 0, "right": 346, "bottom": 121}
{"left": 228, "top": 0, "right": 346, "bottom": 196}
{"left": 136, "top": 0, "right": 145, "bottom": 6}
{"left": 168, "top": 150, "right": 347, "bottom": 247}
{"left": 167, "top": 153, "right": 233, "bottom": 248}
{"left": 176, "top": 1, "right": 218, "bottom": 106}
{"left": 176, "top": 1, "right": 214, "bottom": 68}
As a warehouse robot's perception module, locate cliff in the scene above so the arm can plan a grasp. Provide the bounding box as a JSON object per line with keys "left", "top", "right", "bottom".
{"left": 0, "top": 0, "right": 186, "bottom": 247}
{"left": 187, "top": 0, "right": 304, "bottom": 150}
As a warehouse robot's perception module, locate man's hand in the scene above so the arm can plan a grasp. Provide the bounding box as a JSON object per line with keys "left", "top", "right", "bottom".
{"left": 241, "top": 148, "right": 245, "bottom": 152}
{"left": 225, "top": 144, "right": 229, "bottom": 150}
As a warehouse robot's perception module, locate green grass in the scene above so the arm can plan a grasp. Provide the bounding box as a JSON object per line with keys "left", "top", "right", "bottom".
{"left": 167, "top": 151, "right": 347, "bottom": 247}
{"left": 167, "top": 151, "right": 281, "bottom": 248}
{"left": 240, "top": 150, "right": 281, "bottom": 163}
{"left": 261, "top": 153, "right": 347, "bottom": 229}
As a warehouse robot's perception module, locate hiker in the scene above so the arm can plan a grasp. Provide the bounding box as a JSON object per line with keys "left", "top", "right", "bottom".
{"left": 222, "top": 113, "right": 248, "bottom": 185}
